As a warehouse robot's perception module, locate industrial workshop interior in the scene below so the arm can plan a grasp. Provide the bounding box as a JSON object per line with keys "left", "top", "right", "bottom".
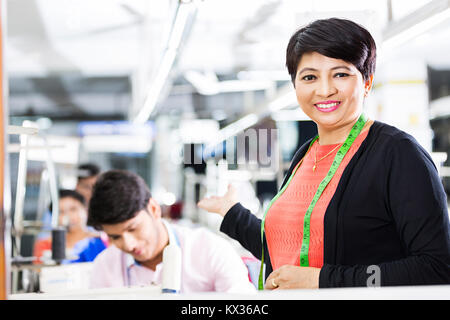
{"left": 0, "top": 0, "right": 449, "bottom": 302}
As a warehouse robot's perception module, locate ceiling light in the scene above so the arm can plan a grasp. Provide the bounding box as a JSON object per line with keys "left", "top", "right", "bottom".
{"left": 382, "top": 0, "right": 450, "bottom": 51}
{"left": 133, "top": 2, "right": 196, "bottom": 123}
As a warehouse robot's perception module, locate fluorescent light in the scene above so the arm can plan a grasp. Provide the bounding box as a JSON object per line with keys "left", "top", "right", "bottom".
{"left": 268, "top": 90, "right": 297, "bottom": 112}
{"left": 382, "top": 0, "right": 450, "bottom": 51}
{"left": 167, "top": 3, "right": 193, "bottom": 50}
{"left": 205, "top": 113, "right": 259, "bottom": 149}
{"left": 134, "top": 48, "right": 177, "bottom": 123}
{"left": 26, "top": 135, "right": 80, "bottom": 164}
{"left": 82, "top": 135, "right": 152, "bottom": 153}
{"left": 184, "top": 70, "right": 220, "bottom": 95}
{"left": 133, "top": 2, "right": 196, "bottom": 123}
{"left": 203, "top": 84, "right": 297, "bottom": 148}
{"left": 218, "top": 80, "right": 273, "bottom": 93}
{"left": 383, "top": 10, "right": 450, "bottom": 49}
{"left": 184, "top": 70, "right": 273, "bottom": 95}
{"left": 237, "top": 70, "right": 291, "bottom": 81}
{"left": 268, "top": 83, "right": 297, "bottom": 112}
{"left": 179, "top": 119, "right": 219, "bottom": 143}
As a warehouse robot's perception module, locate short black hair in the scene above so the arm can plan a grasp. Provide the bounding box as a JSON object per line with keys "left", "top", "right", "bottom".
{"left": 286, "top": 18, "right": 377, "bottom": 84}
{"left": 49, "top": 189, "right": 86, "bottom": 212}
{"left": 87, "top": 170, "right": 152, "bottom": 230}
{"left": 77, "top": 163, "right": 101, "bottom": 181}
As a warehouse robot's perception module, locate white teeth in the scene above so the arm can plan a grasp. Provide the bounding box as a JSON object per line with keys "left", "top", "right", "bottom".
{"left": 316, "top": 102, "right": 339, "bottom": 108}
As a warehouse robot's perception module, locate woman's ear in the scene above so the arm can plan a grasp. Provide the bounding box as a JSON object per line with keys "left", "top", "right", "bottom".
{"left": 364, "top": 74, "right": 374, "bottom": 97}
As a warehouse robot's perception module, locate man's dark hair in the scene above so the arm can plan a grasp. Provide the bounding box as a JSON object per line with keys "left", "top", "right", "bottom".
{"left": 87, "top": 170, "right": 152, "bottom": 230}
{"left": 286, "top": 18, "right": 377, "bottom": 84}
{"left": 49, "top": 189, "right": 86, "bottom": 212}
{"left": 77, "top": 163, "right": 101, "bottom": 181}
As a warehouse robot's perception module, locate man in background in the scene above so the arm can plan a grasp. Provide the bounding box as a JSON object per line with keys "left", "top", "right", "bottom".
{"left": 87, "top": 170, "right": 256, "bottom": 293}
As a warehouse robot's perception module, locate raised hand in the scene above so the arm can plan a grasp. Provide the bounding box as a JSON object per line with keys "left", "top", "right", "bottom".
{"left": 197, "top": 184, "right": 238, "bottom": 217}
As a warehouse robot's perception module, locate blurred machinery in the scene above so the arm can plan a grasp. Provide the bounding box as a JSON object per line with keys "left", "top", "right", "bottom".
{"left": 7, "top": 120, "right": 83, "bottom": 293}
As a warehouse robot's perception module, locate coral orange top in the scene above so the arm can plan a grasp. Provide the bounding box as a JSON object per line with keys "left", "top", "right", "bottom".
{"left": 265, "top": 129, "right": 369, "bottom": 270}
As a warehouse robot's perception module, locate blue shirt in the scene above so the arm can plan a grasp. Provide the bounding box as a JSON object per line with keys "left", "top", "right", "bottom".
{"left": 68, "top": 237, "right": 107, "bottom": 263}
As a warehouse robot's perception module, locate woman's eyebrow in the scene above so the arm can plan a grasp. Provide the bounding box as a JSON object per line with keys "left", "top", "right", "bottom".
{"left": 331, "top": 65, "right": 352, "bottom": 71}
{"left": 297, "top": 67, "right": 317, "bottom": 75}
{"left": 297, "top": 65, "right": 352, "bottom": 75}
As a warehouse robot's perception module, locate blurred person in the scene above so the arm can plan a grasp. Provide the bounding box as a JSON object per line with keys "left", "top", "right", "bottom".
{"left": 33, "top": 189, "right": 108, "bottom": 264}
{"left": 36, "top": 163, "right": 100, "bottom": 241}
{"left": 76, "top": 163, "right": 101, "bottom": 205}
{"left": 198, "top": 18, "right": 450, "bottom": 289}
{"left": 87, "top": 170, "right": 256, "bottom": 293}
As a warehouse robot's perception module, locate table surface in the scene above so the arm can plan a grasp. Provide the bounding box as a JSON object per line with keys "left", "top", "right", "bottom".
{"left": 9, "top": 284, "right": 450, "bottom": 300}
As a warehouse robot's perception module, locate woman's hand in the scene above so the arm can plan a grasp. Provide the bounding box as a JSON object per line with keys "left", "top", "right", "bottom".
{"left": 265, "top": 265, "right": 321, "bottom": 290}
{"left": 197, "top": 184, "right": 238, "bottom": 217}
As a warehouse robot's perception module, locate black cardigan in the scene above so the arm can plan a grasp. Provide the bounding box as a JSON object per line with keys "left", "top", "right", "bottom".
{"left": 220, "top": 121, "right": 450, "bottom": 287}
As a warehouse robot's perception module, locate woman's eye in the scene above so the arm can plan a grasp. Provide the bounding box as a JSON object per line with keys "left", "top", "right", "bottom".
{"left": 335, "top": 73, "right": 349, "bottom": 78}
{"left": 301, "top": 75, "right": 316, "bottom": 81}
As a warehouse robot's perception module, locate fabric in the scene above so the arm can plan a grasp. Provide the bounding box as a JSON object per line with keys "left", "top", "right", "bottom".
{"left": 220, "top": 121, "right": 450, "bottom": 287}
{"left": 89, "top": 221, "right": 256, "bottom": 293}
{"left": 265, "top": 130, "right": 369, "bottom": 270}
{"left": 33, "top": 238, "right": 52, "bottom": 264}
{"left": 33, "top": 236, "right": 107, "bottom": 264}
{"left": 71, "top": 237, "right": 108, "bottom": 263}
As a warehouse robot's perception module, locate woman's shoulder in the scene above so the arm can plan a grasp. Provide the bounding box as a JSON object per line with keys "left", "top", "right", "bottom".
{"left": 370, "top": 121, "right": 425, "bottom": 150}
{"left": 371, "top": 121, "right": 435, "bottom": 166}
{"left": 372, "top": 121, "right": 414, "bottom": 141}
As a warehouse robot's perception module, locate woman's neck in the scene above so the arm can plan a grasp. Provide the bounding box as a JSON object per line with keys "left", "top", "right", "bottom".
{"left": 317, "top": 118, "right": 373, "bottom": 145}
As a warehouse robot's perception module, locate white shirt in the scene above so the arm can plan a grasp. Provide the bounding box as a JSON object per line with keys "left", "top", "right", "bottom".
{"left": 89, "top": 221, "right": 256, "bottom": 294}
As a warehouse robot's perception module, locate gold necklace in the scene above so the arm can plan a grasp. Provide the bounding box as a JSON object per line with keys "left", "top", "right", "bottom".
{"left": 313, "top": 143, "right": 341, "bottom": 172}
{"left": 312, "top": 118, "right": 372, "bottom": 172}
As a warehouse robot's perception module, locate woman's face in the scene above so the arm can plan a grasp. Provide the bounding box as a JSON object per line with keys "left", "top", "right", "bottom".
{"left": 294, "top": 51, "right": 371, "bottom": 131}
{"left": 58, "top": 197, "right": 87, "bottom": 231}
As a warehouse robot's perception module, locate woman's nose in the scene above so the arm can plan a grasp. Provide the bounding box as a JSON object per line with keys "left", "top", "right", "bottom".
{"left": 316, "top": 78, "right": 337, "bottom": 97}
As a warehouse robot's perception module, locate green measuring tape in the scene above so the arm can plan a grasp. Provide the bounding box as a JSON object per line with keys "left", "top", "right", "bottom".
{"left": 258, "top": 114, "right": 367, "bottom": 290}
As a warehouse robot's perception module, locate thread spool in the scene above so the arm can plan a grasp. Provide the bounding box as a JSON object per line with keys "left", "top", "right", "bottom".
{"left": 161, "top": 243, "right": 181, "bottom": 293}
{"left": 51, "top": 227, "right": 66, "bottom": 263}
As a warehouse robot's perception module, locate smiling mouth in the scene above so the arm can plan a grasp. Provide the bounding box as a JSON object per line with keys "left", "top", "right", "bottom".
{"left": 314, "top": 101, "right": 341, "bottom": 111}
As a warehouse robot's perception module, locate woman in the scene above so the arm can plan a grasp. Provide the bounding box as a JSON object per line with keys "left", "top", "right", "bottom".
{"left": 198, "top": 18, "right": 450, "bottom": 289}
{"left": 34, "top": 189, "right": 108, "bottom": 264}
